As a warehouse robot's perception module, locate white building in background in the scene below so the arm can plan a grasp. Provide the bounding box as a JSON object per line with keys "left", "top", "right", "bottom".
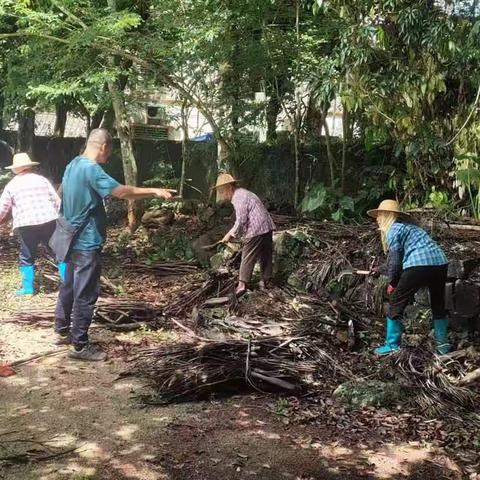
{"left": 129, "top": 87, "right": 344, "bottom": 142}
{"left": 4, "top": 88, "right": 344, "bottom": 141}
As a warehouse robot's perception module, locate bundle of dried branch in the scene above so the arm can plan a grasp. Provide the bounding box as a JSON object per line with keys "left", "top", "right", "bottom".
{"left": 165, "top": 272, "right": 235, "bottom": 317}
{"left": 10, "top": 297, "right": 165, "bottom": 332}
{"left": 125, "top": 261, "right": 200, "bottom": 277}
{"left": 291, "top": 222, "right": 385, "bottom": 313}
{"left": 382, "top": 346, "right": 477, "bottom": 416}
{"left": 126, "top": 336, "right": 355, "bottom": 405}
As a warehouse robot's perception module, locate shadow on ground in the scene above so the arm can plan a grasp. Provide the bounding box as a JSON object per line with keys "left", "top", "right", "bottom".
{"left": 0, "top": 353, "right": 462, "bottom": 480}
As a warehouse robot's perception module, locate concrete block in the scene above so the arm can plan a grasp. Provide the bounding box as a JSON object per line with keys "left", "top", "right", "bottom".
{"left": 453, "top": 280, "right": 480, "bottom": 317}
{"left": 445, "top": 282, "right": 455, "bottom": 311}
{"left": 447, "top": 259, "right": 480, "bottom": 280}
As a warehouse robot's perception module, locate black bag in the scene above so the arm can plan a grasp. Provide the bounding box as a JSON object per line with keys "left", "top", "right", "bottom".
{"left": 48, "top": 215, "right": 90, "bottom": 263}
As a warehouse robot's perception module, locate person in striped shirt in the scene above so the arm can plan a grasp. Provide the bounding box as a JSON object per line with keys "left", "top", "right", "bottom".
{"left": 0, "top": 153, "right": 65, "bottom": 295}
{"left": 214, "top": 174, "right": 276, "bottom": 297}
{"left": 368, "top": 199, "right": 450, "bottom": 355}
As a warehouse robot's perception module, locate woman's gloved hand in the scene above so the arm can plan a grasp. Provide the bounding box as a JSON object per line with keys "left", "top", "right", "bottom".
{"left": 386, "top": 284, "right": 395, "bottom": 295}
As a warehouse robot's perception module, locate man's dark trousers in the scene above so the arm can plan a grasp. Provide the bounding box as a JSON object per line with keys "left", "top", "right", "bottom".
{"left": 55, "top": 250, "right": 101, "bottom": 347}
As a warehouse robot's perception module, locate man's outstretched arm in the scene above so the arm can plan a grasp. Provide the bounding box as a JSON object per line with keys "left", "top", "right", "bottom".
{"left": 111, "top": 185, "right": 177, "bottom": 200}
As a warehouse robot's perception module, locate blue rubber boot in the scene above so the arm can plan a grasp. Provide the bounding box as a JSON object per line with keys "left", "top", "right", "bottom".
{"left": 433, "top": 319, "right": 451, "bottom": 355}
{"left": 16, "top": 265, "right": 35, "bottom": 296}
{"left": 374, "top": 317, "right": 402, "bottom": 355}
{"left": 57, "top": 262, "right": 68, "bottom": 282}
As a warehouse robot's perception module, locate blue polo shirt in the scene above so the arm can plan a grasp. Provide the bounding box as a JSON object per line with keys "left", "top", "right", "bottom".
{"left": 61, "top": 156, "right": 120, "bottom": 251}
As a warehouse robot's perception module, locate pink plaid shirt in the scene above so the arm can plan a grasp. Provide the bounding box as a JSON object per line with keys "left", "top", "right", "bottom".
{"left": 0, "top": 173, "right": 60, "bottom": 229}
{"left": 228, "top": 188, "right": 275, "bottom": 239}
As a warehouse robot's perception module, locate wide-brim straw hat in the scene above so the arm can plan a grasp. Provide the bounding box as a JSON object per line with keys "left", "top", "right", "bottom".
{"left": 5, "top": 153, "right": 39, "bottom": 171}
{"left": 367, "top": 199, "right": 410, "bottom": 218}
{"left": 211, "top": 173, "right": 238, "bottom": 190}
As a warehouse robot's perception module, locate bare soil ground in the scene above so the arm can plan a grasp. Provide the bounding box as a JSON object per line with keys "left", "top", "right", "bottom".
{"left": 0, "top": 261, "right": 465, "bottom": 480}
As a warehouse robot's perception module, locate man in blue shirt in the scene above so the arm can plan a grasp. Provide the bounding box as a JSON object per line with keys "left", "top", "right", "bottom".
{"left": 54, "top": 129, "right": 175, "bottom": 361}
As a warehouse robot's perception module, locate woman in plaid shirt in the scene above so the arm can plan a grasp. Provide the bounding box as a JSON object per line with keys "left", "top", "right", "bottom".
{"left": 0, "top": 153, "right": 63, "bottom": 296}
{"left": 368, "top": 199, "right": 450, "bottom": 355}
{"left": 214, "top": 174, "right": 275, "bottom": 297}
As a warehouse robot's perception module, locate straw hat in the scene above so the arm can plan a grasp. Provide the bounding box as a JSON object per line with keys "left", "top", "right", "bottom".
{"left": 212, "top": 173, "right": 238, "bottom": 190}
{"left": 6, "top": 153, "right": 39, "bottom": 171}
{"left": 367, "top": 199, "right": 410, "bottom": 218}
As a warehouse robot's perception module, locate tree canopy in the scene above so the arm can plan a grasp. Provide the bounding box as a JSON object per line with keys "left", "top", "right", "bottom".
{"left": 0, "top": 0, "right": 479, "bottom": 215}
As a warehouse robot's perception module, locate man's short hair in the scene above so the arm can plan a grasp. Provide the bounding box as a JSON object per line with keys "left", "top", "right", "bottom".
{"left": 87, "top": 128, "right": 112, "bottom": 146}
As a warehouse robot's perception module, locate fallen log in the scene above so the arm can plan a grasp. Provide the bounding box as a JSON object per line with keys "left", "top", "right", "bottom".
{"left": 458, "top": 368, "right": 480, "bottom": 386}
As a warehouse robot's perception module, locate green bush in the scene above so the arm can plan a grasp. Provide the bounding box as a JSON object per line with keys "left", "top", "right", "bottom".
{"left": 0, "top": 172, "right": 13, "bottom": 190}
{"left": 300, "top": 182, "right": 355, "bottom": 222}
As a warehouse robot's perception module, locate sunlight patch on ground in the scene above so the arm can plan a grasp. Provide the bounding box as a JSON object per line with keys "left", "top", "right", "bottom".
{"left": 3, "top": 376, "right": 30, "bottom": 386}
{"left": 118, "top": 443, "right": 146, "bottom": 456}
{"left": 77, "top": 441, "right": 111, "bottom": 461}
{"left": 115, "top": 424, "right": 139, "bottom": 441}
{"left": 249, "top": 428, "right": 281, "bottom": 440}
{"left": 47, "top": 433, "right": 79, "bottom": 448}
{"left": 149, "top": 416, "right": 171, "bottom": 424}
{"left": 316, "top": 440, "right": 436, "bottom": 478}
{"left": 113, "top": 379, "right": 147, "bottom": 391}
{"left": 50, "top": 462, "right": 97, "bottom": 478}
{"left": 110, "top": 458, "right": 168, "bottom": 480}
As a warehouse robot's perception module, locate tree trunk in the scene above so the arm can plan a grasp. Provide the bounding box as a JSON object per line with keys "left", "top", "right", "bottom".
{"left": 179, "top": 100, "right": 190, "bottom": 198}
{"left": 265, "top": 77, "right": 287, "bottom": 145}
{"left": 293, "top": 0, "right": 301, "bottom": 210}
{"left": 90, "top": 109, "right": 105, "bottom": 131}
{"left": 217, "top": 138, "right": 232, "bottom": 171}
{"left": 341, "top": 107, "right": 349, "bottom": 193}
{"left": 17, "top": 108, "right": 35, "bottom": 156}
{"left": 471, "top": 0, "right": 479, "bottom": 16}
{"left": 54, "top": 100, "right": 68, "bottom": 138}
{"left": 265, "top": 92, "right": 280, "bottom": 144}
{"left": 107, "top": 0, "right": 140, "bottom": 231}
{"left": 0, "top": 93, "right": 4, "bottom": 131}
{"left": 107, "top": 79, "right": 139, "bottom": 231}
{"left": 293, "top": 129, "right": 300, "bottom": 209}
{"left": 100, "top": 106, "right": 115, "bottom": 131}
{"left": 321, "top": 111, "right": 336, "bottom": 188}
{"left": 84, "top": 111, "right": 91, "bottom": 137}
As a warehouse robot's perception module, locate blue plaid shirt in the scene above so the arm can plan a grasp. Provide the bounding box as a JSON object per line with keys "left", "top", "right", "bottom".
{"left": 387, "top": 222, "right": 448, "bottom": 272}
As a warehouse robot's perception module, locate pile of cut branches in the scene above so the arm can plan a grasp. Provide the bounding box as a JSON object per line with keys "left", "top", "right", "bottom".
{"left": 380, "top": 346, "right": 479, "bottom": 417}
{"left": 126, "top": 335, "right": 355, "bottom": 404}
{"left": 124, "top": 260, "right": 199, "bottom": 277}
{"left": 165, "top": 271, "right": 235, "bottom": 317}
{"left": 10, "top": 297, "right": 165, "bottom": 332}
{"left": 94, "top": 298, "right": 166, "bottom": 331}
{"left": 291, "top": 222, "right": 385, "bottom": 314}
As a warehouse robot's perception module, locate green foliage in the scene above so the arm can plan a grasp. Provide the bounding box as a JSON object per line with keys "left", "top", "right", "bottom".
{"left": 273, "top": 398, "right": 291, "bottom": 417}
{"left": 427, "top": 190, "right": 450, "bottom": 210}
{"left": 1, "top": 0, "right": 480, "bottom": 219}
{"left": 143, "top": 161, "right": 177, "bottom": 190}
{"left": 149, "top": 233, "right": 196, "bottom": 262}
{"left": 300, "top": 181, "right": 355, "bottom": 221}
{"left": 0, "top": 171, "right": 12, "bottom": 190}
{"left": 455, "top": 153, "right": 480, "bottom": 219}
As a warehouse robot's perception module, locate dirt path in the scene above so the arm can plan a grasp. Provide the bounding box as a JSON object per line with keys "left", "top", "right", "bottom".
{"left": 0, "top": 266, "right": 464, "bottom": 480}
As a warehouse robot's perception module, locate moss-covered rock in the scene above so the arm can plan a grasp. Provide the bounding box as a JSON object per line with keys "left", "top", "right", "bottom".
{"left": 273, "top": 230, "right": 306, "bottom": 282}
{"left": 333, "top": 380, "right": 407, "bottom": 408}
